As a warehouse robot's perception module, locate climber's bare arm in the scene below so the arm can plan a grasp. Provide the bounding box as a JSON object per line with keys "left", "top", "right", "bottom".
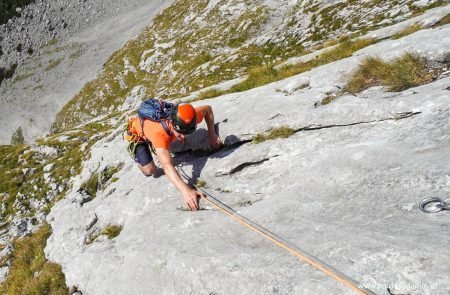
{"left": 196, "top": 105, "right": 223, "bottom": 150}
{"left": 155, "top": 147, "right": 204, "bottom": 210}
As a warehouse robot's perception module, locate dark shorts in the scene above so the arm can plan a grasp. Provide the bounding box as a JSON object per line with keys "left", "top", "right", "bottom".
{"left": 133, "top": 142, "right": 153, "bottom": 166}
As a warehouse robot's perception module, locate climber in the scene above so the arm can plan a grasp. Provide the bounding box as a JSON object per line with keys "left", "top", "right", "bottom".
{"left": 126, "top": 100, "right": 223, "bottom": 211}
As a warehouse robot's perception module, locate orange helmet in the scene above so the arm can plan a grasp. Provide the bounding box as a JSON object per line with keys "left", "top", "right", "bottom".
{"left": 171, "top": 103, "right": 197, "bottom": 134}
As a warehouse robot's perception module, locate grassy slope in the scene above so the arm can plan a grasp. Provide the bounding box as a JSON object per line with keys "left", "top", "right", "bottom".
{"left": 52, "top": 0, "right": 447, "bottom": 133}
{"left": 0, "top": 224, "right": 68, "bottom": 295}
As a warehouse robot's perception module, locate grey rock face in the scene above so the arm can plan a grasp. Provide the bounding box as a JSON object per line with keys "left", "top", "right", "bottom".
{"left": 45, "top": 25, "right": 450, "bottom": 294}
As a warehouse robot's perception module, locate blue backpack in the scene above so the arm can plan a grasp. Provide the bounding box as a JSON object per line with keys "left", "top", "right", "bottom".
{"left": 137, "top": 98, "right": 175, "bottom": 122}
{"left": 137, "top": 98, "right": 175, "bottom": 136}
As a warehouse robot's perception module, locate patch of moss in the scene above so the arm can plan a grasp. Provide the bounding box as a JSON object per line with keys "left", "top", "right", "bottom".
{"left": 102, "top": 225, "right": 123, "bottom": 239}
{"left": 87, "top": 224, "right": 123, "bottom": 244}
{"left": 253, "top": 126, "right": 296, "bottom": 144}
{"left": 195, "top": 179, "right": 207, "bottom": 188}
{"left": 0, "top": 224, "right": 69, "bottom": 294}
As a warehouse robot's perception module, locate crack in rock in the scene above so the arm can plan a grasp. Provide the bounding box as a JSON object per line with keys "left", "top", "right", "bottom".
{"left": 85, "top": 214, "right": 98, "bottom": 231}
{"left": 295, "top": 111, "right": 421, "bottom": 132}
{"left": 216, "top": 155, "right": 278, "bottom": 176}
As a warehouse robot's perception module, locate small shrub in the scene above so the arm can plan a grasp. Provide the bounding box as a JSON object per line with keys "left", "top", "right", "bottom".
{"left": 392, "top": 24, "right": 423, "bottom": 40}
{"left": 253, "top": 126, "right": 296, "bottom": 144}
{"left": 346, "top": 53, "right": 434, "bottom": 93}
{"left": 11, "top": 127, "right": 25, "bottom": 145}
{"left": 80, "top": 173, "right": 99, "bottom": 198}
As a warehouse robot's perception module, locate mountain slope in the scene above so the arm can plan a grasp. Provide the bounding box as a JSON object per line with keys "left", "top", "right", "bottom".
{"left": 45, "top": 23, "right": 450, "bottom": 294}
{"left": 0, "top": 0, "right": 449, "bottom": 293}
{"left": 52, "top": 0, "right": 448, "bottom": 132}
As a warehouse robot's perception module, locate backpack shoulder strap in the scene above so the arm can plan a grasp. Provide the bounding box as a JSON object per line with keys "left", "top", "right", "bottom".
{"left": 161, "top": 119, "right": 172, "bottom": 137}
{"left": 140, "top": 117, "right": 172, "bottom": 139}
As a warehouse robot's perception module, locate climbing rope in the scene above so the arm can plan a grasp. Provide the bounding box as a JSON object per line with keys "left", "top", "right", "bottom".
{"left": 177, "top": 165, "right": 376, "bottom": 295}
{"left": 419, "top": 197, "right": 450, "bottom": 213}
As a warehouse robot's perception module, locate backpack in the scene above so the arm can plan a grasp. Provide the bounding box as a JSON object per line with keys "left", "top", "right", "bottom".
{"left": 123, "top": 98, "right": 175, "bottom": 159}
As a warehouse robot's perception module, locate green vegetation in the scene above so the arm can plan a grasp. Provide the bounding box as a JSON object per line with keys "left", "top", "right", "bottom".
{"left": 228, "top": 38, "right": 377, "bottom": 95}
{"left": 195, "top": 179, "right": 207, "bottom": 188}
{"left": 100, "top": 164, "right": 122, "bottom": 184}
{"left": 392, "top": 24, "right": 423, "bottom": 40}
{"left": 192, "top": 88, "right": 223, "bottom": 102}
{"left": 0, "top": 118, "right": 116, "bottom": 290}
{"left": 87, "top": 224, "right": 123, "bottom": 244}
{"left": 52, "top": 0, "right": 446, "bottom": 132}
{"left": 45, "top": 58, "right": 63, "bottom": 71}
{"left": 345, "top": 53, "right": 436, "bottom": 93}
{"left": 433, "top": 13, "right": 450, "bottom": 27}
{"left": 101, "top": 225, "right": 123, "bottom": 239}
{"left": 10, "top": 127, "right": 25, "bottom": 145}
{"left": 51, "top": 1, "right": 292, "bottom": 132}
{"left": 80, "top": 173, "right": 99, "bottom": 198}
{"left": 1, "top": 119, "right": 114, "bottom": 230}
{"left": 253, "top": 126, "right": 296, "bottom": 144}
{"left": 316, "top": 92, "right": 343, "bottom": 107}
{"left": 189, "top": 38, "right": 378, "bottom": 99}
{"left": 80, "top": 164, "right": 122, "bottom": 198}
{"left": 0, "top": 224, "right": 69, "bottom": 294}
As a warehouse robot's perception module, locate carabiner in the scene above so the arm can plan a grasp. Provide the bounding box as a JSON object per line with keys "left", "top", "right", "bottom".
{"left": 419, "top": 197, "right": 449, "bottom": 214}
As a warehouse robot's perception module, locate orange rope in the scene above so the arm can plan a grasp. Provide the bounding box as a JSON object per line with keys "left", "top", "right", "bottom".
{"left": 179, "top": 166, "right": 376, "bottom": 294}
{"left": 200, "top": 195, "right": 374, "bottom": 294}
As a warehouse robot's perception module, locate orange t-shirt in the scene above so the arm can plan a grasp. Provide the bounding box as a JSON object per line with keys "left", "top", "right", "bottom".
{"left": 135, "top": 108, "right": 204, "bottom": 149}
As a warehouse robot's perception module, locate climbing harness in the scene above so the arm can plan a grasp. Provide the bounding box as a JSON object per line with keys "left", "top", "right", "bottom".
{"left": 419, "top": 197, "right": 450, "bottom": 213}
{"left": 177, "top": 165, "right": 376, "bottom": 295}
